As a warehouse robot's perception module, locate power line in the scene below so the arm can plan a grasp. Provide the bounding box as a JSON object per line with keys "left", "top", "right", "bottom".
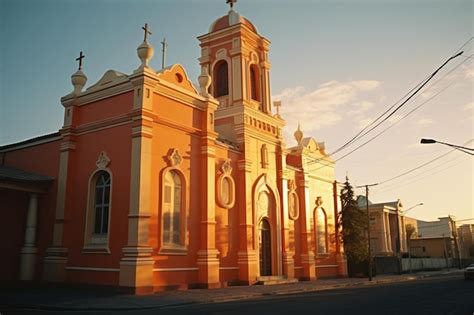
{"left": 327, "top": 49, "right": 465, "bottom": 158}
{"left": 373, "top": 156, "right": 470, "bottom": 194}
{"left": 376, "top": 139, "right": 473, "bottom": 185}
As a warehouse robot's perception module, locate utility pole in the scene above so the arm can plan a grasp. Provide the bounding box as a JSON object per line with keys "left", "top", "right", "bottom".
{"left": 356, "top": 183, "right": 378, "bottom": 282}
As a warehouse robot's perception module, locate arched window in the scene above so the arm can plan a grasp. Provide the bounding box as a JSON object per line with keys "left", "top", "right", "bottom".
{"left": 214, "top": 60, "right": 229, "bottom": 97}
{"left": 250, "top": 65, "right": 259, "bottom": 101}
{"left": 316, "top": 207, "right": 328, "bottom": 254}
{"left": 162, "top": 170, "right": 183, "bottom": 246}
{"left": 83, "top": 164, "right": 112, "bottom": 253}
{"left": 93, "top": 171, "right": 111, "bottom": 235}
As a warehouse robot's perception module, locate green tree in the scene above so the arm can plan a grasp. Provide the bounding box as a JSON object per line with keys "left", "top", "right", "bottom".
{"left": 339, "top": 177, "right": 368, "bottom": 263}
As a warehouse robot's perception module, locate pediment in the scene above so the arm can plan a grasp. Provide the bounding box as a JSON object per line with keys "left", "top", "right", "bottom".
{"left": 157, "top": 64, "right": 198, "bottom": 94}
{"left": 86, "top": 70, "right": 129, "bottom": 92}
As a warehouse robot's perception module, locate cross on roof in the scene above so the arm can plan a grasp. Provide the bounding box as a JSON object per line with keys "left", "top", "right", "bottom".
{"left": 142, "top": 23, "right": 152, "bottom": 42}
{"left": 226, "top": 0, "right": 237, "bottom": 10}
{"left": 75, "top": 51, "right": 85, "bottom": 70}
{"left": 160, "top": 37, "right": 168, "bottom": 69}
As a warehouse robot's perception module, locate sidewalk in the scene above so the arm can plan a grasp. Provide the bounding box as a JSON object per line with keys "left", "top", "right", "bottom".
{"left": 0, "top": 269, "right": 463, "bottom": 312}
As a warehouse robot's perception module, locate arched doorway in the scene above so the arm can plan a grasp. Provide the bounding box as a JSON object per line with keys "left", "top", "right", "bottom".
{"left": 259, "top": 218, "right": 272, "bottom": 276}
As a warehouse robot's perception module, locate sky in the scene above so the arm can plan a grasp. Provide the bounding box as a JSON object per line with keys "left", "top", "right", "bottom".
{"left": 1, "top": 0, "right": 473, "bottom": 222}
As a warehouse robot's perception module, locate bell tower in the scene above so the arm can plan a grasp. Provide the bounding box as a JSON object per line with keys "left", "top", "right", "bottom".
{"left": 197, "top": 4, "right": 279, "bottom": 143}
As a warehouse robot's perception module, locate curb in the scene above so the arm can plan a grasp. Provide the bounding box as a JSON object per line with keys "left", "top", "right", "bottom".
{"left": 1, "top": 271, "right": 463, "bottom": 311}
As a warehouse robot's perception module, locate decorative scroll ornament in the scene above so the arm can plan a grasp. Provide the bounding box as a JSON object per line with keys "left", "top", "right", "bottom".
{"left": 96, "top": 151, "right": 110, "bottom": 170}
{"left": 315, "top": 196, "right": 323, "bottom": 207}
{"left": 221, "top": 159, "right": 232, "bottom": 175}
{"left": 168, "top": 149, "right": 183, "bottom": 167}
{"left": 287, "top": 179, "right": 296, "bottom": 191}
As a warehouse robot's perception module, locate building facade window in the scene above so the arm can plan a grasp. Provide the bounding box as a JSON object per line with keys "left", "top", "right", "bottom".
{"left": 162, "top": 170, "right": 183, "bottom": 246}
{"left": 93, "top": 171, "right": 111, "bottom": 235}
{"left": 214, "top": 60, "right": 229, "bottom": 97}
{"left": 83, "top": 152, "right": 112, "bottom": 254}
{"left": 250, "top": 65, "right": 259, "bottom": 101}
{"left": 216, "top": 159, "right": 235, "bottom": 209}
{"left": 316, "top": 207, "right": 328, "bottom": 254}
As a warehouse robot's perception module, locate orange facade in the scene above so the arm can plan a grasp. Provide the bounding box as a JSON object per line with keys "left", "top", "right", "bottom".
{"left": 0, "top": 7, "right": 347, "bottom": 293}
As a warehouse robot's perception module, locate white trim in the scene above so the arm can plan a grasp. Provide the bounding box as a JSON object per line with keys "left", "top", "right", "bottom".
{"left": 153, "top": 267, "right": 198, "bottom": 272}
{"left": 219, "top": 266, "right": 239, "bottom": 270}
{"left": 66, "top": 267, "right": 119, "bottom": 272}
{"left": 315, "top": 265, "right": 338, "bottom": 268}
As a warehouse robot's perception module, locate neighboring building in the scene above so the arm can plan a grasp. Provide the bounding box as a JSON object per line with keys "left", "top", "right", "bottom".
{"left": 357, "top": 196, "right": 408, "bottom": 257}
{"left": 408, "top": 216, "right": 460, "bottom": 260}
{"left": 0, "top": 5, "right": 347, "bottom": 293}
{"left": 458, "top": 224, "right": 474, "bottom": 258}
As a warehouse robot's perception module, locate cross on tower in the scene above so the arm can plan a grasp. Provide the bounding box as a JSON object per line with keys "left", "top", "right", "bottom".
{"left": 226, "top": 0, "right": 237, "bottom": 10}
{"left": 75, "top": 51, "right": 85, "bottom": 70}
{"left": 142, "top": 23, "right": 152, "bottom": 42}
{"left": 160, "top": 37, "right": 168, "bottom": 69}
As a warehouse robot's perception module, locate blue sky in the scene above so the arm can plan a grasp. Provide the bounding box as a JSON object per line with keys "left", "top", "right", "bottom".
{"left": 1, "top": 0, "right": 473, "bottom": 222}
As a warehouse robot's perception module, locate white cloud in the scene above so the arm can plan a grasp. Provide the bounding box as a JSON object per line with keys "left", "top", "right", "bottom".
{"left": 273, "top": 80, "right": 382, "bottom": 140}
{"left": 416, "top": 118, "right": 435, "bottom": 125}
{"left": 464, "top": 102, "right": 474, "bottom": 111}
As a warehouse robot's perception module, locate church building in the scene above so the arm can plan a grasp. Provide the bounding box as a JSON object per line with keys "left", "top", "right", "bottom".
{"left": 0, "top": 4, "right": 347, "bottom": 294}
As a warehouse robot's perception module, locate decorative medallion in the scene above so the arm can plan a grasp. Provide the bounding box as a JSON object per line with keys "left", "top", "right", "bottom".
{"left": 221, "top": 159, "right": 232, "bottom": 175}
{"left": 315, "top": 196, "right": 323, "bottom": 207}
{"left": 167, "top": 148, "right": 183, "bottom": 167}
{"left": 287, "top": 179, "right": 296, "bottom": 191}
{"left": 96, "top": 151, "right": 110, "bottom": 170}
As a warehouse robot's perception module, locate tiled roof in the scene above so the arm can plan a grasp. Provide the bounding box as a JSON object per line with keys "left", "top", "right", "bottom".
{"left": 0, "top": 166, "right": 54, "bottom": 182}
{"left": 0, "top": 132, "right": 61, "bottom": 151}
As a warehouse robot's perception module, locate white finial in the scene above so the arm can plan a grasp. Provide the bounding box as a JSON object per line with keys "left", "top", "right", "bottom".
{"left": 198, "top": 65, "right": 212, "bottom": 97}
{"left": 294, "top": 123, "right": 303, "bottom": 145}
{"left": 136, "top": 23, "right": 154, "bottom": 70}
{"left": 273, "top": 100, "right": 282, "bottom": 118}
{"left": 71, "top": 51, "right": 87, "bottom": 95}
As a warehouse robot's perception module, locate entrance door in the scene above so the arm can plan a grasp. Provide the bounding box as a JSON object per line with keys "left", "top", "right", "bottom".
{"left": 259, "top": 219, "right": 272, "bottom": 276}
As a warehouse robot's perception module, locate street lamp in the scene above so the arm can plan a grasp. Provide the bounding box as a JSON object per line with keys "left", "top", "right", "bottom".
{"left": 420, "top": 138, "right": 474, "bottom": 155}
{"left": 403, "top": 202, "right": 424, "bottom": 215}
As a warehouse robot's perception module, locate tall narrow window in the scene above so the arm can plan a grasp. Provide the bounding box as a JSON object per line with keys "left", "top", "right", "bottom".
{"left": 316, "top": 207, "right": 328, "bottom": 254}
{"left": 93, "top": 171, "right": 111, "bottom": 235}
{"left": 163, "top": 170, "right": 182, "bottom": 246}
{"left": 250, "top": 65, "right": 259, "bottom": 101}
{"left": 214, "top": 60, "right": 229, "bottom": 97}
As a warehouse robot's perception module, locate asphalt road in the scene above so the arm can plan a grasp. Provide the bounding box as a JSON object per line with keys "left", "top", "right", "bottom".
{"left": 141, "top": 275, "right": 474, "bottom": 315}
{"left": 5, "top": 275, "right": 473, "bottom": 315}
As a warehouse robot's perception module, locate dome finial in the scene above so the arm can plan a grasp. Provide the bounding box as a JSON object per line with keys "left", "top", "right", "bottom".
{"left": 294, "top": 123, "right": 303, "bottom": 146}
{"left": 71, "top": 51, "right": 87, "bottom": 95}
{"left": 136, "top": 23, "right": 154, "bottom": 71}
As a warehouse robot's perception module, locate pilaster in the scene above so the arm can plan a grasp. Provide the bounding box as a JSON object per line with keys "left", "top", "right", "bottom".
{"left": 19, "top": 194, "right": 39, "bottom": 280}
{"left": 119, "top": 68, "right": 157, "bottom": 294}
{"left": 236, "top": 155, "right": 258, "bottom": 284}
{"left": 197, "top": 98, "right": 221, "bottom": 288}
{"left": 298, "top": 174, "right": 316, "bottom": 281}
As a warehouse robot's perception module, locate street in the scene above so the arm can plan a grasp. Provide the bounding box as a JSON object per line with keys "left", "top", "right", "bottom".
{"left": 140, "top": 275, "right": 473, "bottom": 315}
{"left": 6, "top": 274, "right": 473, "bottom": 315}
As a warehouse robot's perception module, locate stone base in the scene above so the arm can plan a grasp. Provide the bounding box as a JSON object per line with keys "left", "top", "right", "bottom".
{"left": 19, "top": 246, "right": 38, "bottom": 281}
{"left": 43, "top": 247, "right": 68, "bottom": 282}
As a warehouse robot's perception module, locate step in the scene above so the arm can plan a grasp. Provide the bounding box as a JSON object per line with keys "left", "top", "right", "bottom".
{"left": 256, "top": 276, "right": 299, "bottom": 285}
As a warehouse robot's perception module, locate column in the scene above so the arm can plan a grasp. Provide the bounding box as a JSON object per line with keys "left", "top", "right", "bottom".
{"left": 281, "top": 174, "right": 294, "bottom": 279}
{"left": 197, "top": 100, "right": 220, "bottom": 288}
{"left": 380, "top": 212, "right": 388, "bottom": 254}
{"left": 19, "top": 194, "right": 38, "bottom": 280}
{"left": 299, "top": 173, "right": 316, "bottom": 281}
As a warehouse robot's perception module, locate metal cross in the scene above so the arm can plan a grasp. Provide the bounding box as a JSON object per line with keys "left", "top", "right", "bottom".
{"left": 160, "top": 37, "right": 168, "bottom": 69}
{"left": 75, "top": 51, "right": 85, "bottom": 70}
{"left": 226, "top": 0, "right": 237, "bottom": 10}
{"left": 142, "top": 23, "right": 152, "bottom": 42}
